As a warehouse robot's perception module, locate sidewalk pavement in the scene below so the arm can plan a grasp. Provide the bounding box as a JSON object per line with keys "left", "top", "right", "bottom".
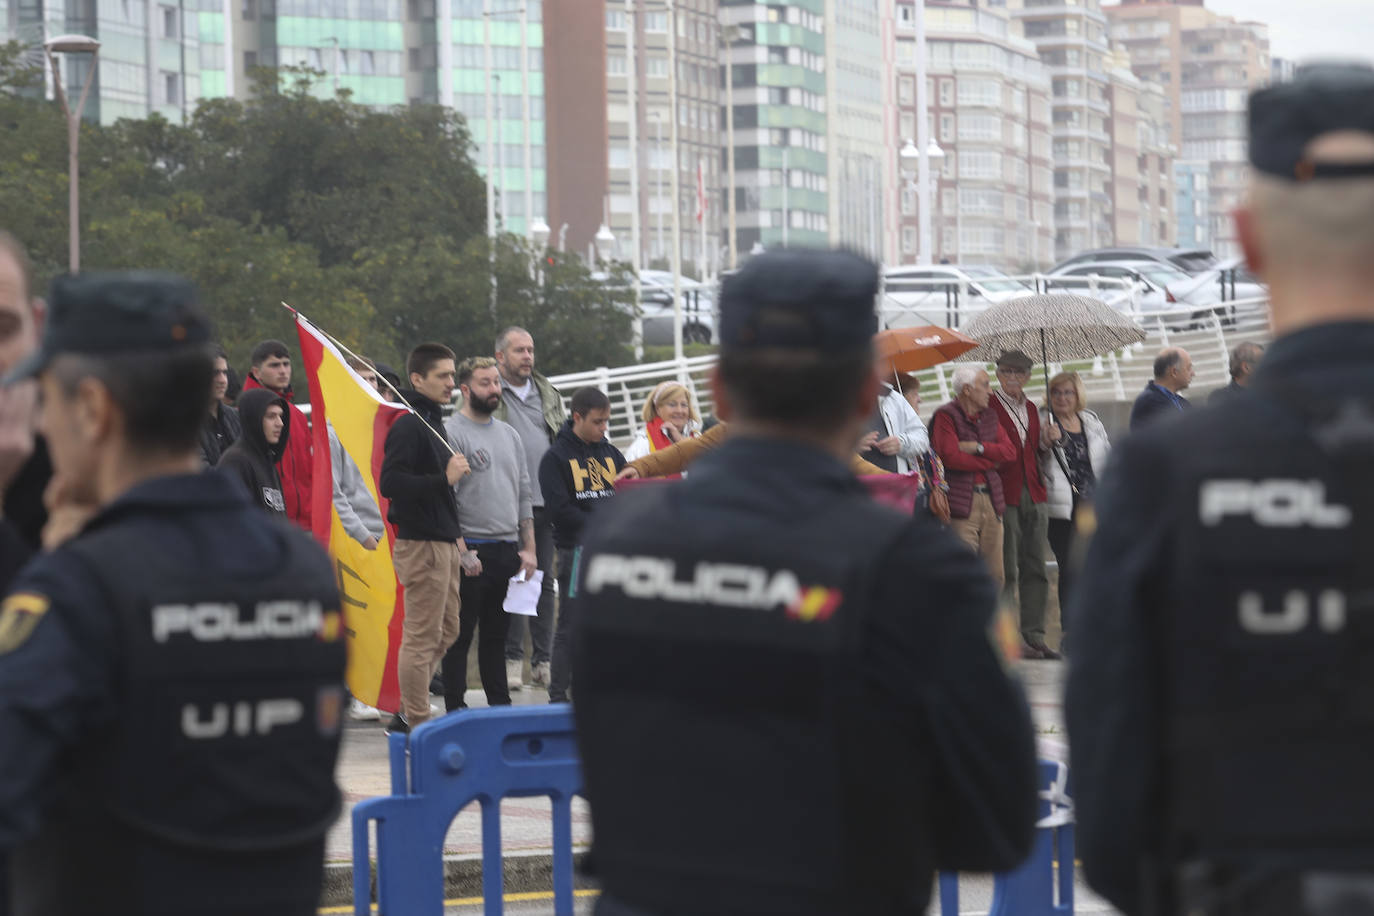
{"left": 329, "top": 660, "right": 1070, "bottom": 865}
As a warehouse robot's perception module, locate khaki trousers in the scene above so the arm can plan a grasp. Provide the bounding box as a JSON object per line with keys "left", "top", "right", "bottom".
{"left": 394, "top": 538, "right": 462, "bottom": 726}
{"left": 950, "top": 491, "right": 1005, "bottom": 590}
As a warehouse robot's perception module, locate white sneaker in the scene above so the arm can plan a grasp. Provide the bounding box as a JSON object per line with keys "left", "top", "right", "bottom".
{"left": 506, "top": 658, "right": 524, "bottom": 690}
{"left": 531, "top": 661, "right": 551, "bottom": 687}
{"left": 349, "top": 698, "right": 381, "bottom": 721}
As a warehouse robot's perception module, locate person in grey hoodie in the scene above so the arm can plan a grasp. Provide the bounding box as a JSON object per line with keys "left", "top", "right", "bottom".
{"left": 329, "top": 356, "right": 386, "bottom": 551}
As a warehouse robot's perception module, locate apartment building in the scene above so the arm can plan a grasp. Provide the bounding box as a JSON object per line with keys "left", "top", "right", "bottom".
{"left": 896, "top": 0, "right": 1053, "bottom": 268}
{"left": 604, "top": 0, "right": 721, "bottom": 273}
{"left": 1006, "top": 0, "right": 1114, "bottom": 261}
{"left": 1106, "top": 58, "right": 1175, "bottom": 248}
{"left": 1106, "top": 0, "right": 1270, "bottom": 255}
{"left": 826, "top": 0, "right": 885, "bottom": 260}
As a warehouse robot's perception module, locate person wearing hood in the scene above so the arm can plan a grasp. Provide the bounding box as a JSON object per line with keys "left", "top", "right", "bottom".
{"left": 242, "top": 339, "right": 312, "bottom": 530}
{"left": 540, "top": 386, "right": 626, "bottom": 703}
{"left": 217, "top": 387, "right": 289, "bottom": 516}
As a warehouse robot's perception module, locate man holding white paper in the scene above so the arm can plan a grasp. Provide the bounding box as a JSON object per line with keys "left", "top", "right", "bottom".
{"left": 440, "top": 357, "right": 537, "bottom": 710}
{"left": 541, "top": 387, "right": 626, "bottom": 703}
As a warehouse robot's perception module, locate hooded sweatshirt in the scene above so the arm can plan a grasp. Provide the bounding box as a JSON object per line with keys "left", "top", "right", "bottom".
{"left": 379, "top": 390, "right": 462, "bottom": 541}
{"left": 217, "top": 388, "right": 289, "bottom": 516}
{"left": 242, "top": 374, "right": 312, "bottom": 531}
{"left": 538, "top": 419, "right": 627, "bottom": 549}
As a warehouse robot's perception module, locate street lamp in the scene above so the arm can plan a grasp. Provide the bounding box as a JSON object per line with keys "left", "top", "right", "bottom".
{"left": 530, "top": 218, "right": 551, "bottom": 249}
{"left": 898, "top": 138, "right": 944, "bottom": 265}
{"left": 594, "top": 224, "right": 617, "bottom": 263}
{"left": 44, "top": 34, "right": 101, "bottom": 274}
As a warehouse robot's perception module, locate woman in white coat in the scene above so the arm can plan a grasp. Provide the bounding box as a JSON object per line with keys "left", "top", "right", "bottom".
{"left": 1039, "top": 371, "right": 1110, "bottom": 633}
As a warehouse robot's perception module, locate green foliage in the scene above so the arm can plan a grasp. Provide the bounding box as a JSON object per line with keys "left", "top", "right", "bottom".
{"left": 0, "top": 61, "right": 637, "bottom": 385}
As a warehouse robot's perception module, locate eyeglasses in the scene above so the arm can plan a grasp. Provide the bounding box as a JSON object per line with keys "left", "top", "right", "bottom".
{"left": 1050, "top": 389, "right": 1075, "bottom": 398}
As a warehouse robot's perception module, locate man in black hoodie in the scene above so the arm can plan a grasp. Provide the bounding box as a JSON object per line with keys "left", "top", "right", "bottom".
{"left": 541, "top": 386, "right": 625, "bottom": 703}
{"left": 378, "top": 343, "right": 472, "bottom": 734}
{"left": 216, "top": 387, "right": 288, "bottom": 516}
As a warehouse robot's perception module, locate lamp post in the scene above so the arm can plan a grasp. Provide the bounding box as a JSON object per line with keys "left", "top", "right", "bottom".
{"left": 899, "top": 137, "right": 944, "bottom": 265}
{"left": 594, "top": 224, "right": 616, "bottom": 263}
{"left": 530, "top": 217, "right": 550, "bottom": 283}
{"left": 721, "top": 23, "right": 740, "bottom": 269}
{"left": 44, "top": 34, "right": 100, "bottom": 275}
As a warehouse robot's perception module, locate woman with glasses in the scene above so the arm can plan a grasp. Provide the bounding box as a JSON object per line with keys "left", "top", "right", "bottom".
{"left": 1039, "top": 371, "right": 1111, "bottom": 637}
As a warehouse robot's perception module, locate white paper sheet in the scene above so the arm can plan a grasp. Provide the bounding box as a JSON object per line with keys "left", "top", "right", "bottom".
{"left": 503, "top": 569, "right": 544, "bottom": 616}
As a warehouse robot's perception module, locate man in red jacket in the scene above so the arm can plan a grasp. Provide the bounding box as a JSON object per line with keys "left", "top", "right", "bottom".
{"left": 988, "top": 349, "right": 1058, "bottom": 659}
{"left": 243, "top": 339, "right": 313, "bottom": 533}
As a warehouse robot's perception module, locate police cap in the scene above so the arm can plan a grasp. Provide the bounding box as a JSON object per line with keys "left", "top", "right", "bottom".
{"left": 3, "top": 271, "right": 210, "bottom": 385}
{"left": 718, "top": 248, "right": 878, "bottom": 354}
{"left": 1249, "top": 62, "right": 1374, "bottom": 181}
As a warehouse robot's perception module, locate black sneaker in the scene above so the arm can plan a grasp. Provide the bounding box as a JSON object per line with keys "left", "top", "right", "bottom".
{"left": 384, "top": 713, "right": 410, "bottom": 735}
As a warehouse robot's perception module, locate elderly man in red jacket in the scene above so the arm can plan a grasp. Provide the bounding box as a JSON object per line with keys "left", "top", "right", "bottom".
{"left": 988, "top": 349, "right": 1059, "bottom": 659}
{"left": 243, "top": 339, "right": 313, "bottom": 533}
{"left": 931, "top": 365, "right": 1016, "bottom": 588}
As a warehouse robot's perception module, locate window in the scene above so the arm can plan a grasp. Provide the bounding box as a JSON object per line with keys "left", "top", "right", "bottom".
{"left": 360, "top": 50, "right": 375, "bottom": 75}
{"left": 607, "top": 54, "right": 625, "bottom": 76}
{"left": 163, "top": 71, "right": 180, "bottom": 106}
{"left": 939, "top": 79, "right": 953, "bottom": 106}
{"left": 608, "top": 144, "right": 630, "bottom": 168}
{"left": 901, "top": 184, "right": 915, "bottom": 215}
{"left": 898, "top": 76, "right": 913, "bottom": 105}
{"left": 899, "top": 113, "right": 915, "bottom": 142}
{"left": 957, "top": 150, "right": 1001, "bottom": 179}
{"left": 958, "top": 114, "right": 1000, "bottom": 142}
{"left": 605, "top": 8, "right": 624, "bottom": 30}
{"left": 160, "top": 5, "right": 178, "bottom": 37}
{"left": 242, "top": 0, "right": 255, "bottom": 20}
{"left": 645, "top": 10, "right": 666, "bottom": 32}
{"left": 646, "top": 55, "right": 667, "bottom": 78}
{"left": 939, "top": 113, "right": 954, "bottom": 143}
{"left": 244, "top": 49, "right": 258, "bottom": 68}
{"left": 901, "top": 226, "right": 916, "bottom": 255}
{"left": 957, "top": 77, "right": 999, "bottom": 107}
{"left": 306, "top": 47, "right": 322, "bottom": 69}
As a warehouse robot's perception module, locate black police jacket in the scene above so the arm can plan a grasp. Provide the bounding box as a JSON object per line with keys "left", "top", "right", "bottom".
{"left": 571, "top": 437, "right": 1038, "bottom": 916}
{"left": 0, "top": 472, "right": 346, "bottom": 916}
{"left": 1066, "top": 321, "right": 1374, "bottom": 916}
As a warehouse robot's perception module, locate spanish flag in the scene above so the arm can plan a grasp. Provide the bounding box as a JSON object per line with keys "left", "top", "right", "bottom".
{"left": 297, "top": 316, "right": 408, "bottom": 712}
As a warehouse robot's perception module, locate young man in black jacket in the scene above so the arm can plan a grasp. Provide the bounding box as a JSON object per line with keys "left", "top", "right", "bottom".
{"left": 216, "top": 387, "right": 288, "bottom": 516}
{"left": 541, "top": 387, "right": 624, "bottom": 703}
{"left": 378, "top": 343, "right": 472, "bottom": 734}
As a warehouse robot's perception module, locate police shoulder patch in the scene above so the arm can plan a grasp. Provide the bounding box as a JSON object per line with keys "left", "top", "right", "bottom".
{"left": 0, "top": 592, "right": 52, "bottom": 655}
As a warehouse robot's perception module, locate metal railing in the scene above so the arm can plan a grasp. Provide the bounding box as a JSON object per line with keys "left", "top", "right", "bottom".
{"left": 548, "top": 291, "right": 1273, "bottom": 444}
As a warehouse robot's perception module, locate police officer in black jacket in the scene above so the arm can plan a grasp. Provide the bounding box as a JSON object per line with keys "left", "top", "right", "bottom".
{"left": 571, "top": 248, "right": 1039, "bottom": 916}
{"left": 0, "top": 272, "right": 346, "bottom": 916}
{"left": 1067, "top": 63, "right": 1374, "bottom": 916}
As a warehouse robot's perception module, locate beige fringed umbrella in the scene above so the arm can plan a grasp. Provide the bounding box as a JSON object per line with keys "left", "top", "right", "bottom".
{"left": 957, "top": 293, "right": 1147, "bottom": 389}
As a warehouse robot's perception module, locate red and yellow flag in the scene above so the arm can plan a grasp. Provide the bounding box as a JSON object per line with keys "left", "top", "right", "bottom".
{"left": 297, "top": 316, "right": 408, "bottom": 712}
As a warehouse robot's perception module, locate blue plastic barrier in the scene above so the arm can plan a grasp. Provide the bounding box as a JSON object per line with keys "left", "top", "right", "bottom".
{"left": 351, "top": 705, "right": 582, "bottom": 916}
{"left": 940, "top": 759, "right": 1076, "bottom": 916}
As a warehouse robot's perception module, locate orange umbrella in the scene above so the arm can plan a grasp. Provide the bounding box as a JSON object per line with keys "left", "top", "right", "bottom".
{"left": 873, "top": 326, "right": 979, "bottom": 377}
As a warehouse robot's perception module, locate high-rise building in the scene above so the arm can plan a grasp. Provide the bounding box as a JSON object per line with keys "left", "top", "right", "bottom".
{"left": 1106, "top": 0, "right": 1270, "bottom": 255}
{"left": 826, "top": 0, "right": 884, "bottom": 260}
{"left": 720, "top": 0, "right": 830, "bottom": 252}
{"left": 896, "top": 0, "right": 1054, "bottom": 268}
{"left": 1174, "top": 158, "right": 1209, "bottom": 247}
{"left": 604, "top": 0, "right": 721, "bottom": 274}
{"left": 1007, "top": 0, "right": 1114, "bottom": 261}
{"left": 1106, "top": 56, "right": 1175, "bottom": 249}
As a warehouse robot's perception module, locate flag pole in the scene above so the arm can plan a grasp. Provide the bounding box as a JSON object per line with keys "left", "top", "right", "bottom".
{"left": 281, "top": 301, "right": 458, "bottom": 457}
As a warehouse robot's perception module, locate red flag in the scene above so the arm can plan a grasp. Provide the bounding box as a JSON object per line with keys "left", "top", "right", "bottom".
{"left": 297, "top": 316, "right": 410, "bottom": 712}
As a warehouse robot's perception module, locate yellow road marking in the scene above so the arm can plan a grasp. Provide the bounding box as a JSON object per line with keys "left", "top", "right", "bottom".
{"left": 319, "top": 888, "right": 601, "bottom": 913}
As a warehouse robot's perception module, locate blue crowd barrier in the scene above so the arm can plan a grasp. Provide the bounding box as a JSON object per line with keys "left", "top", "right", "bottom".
{"left": 940, "top": 759, "right": 1076, "bottom": 916}
{"left": 351, "top": 706, "right": 1074, "bottom": 916}
{"left": 351, "top": 705, "right": 582, "bottom": 916}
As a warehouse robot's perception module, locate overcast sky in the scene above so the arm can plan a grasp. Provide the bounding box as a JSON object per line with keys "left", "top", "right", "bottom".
{"left": 1200, "top": 0, "right": 1374, "bottom": 67}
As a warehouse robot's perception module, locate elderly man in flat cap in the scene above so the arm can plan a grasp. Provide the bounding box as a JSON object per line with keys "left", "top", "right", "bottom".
{"left": 1067, "top": 63, "right": 1374, "bottom": 916}
{"left": 572, "top": 248, "right": 1038, "bottom": 916}
{"left": 990, "top": 348, "right": 1060, "bottom": 659}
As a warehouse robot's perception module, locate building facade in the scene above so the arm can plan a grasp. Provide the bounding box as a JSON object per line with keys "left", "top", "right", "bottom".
{"left": 1007, "top": 0, "right": 1113, "bottom": 262}
{"left": 1106, "top": 58, "right": 1175, "bottom": 249}
{"left": 1107, "top": 0, "right": 1270, "bottom": 256}
{"left": 720, "top": 0, "right": 830, "bottom": 253}
{"left": 603, "top": 0, "right": 721, "bottom": 274}
{"left": 895, "top": 0, "right": 1054, "bottom": 269}
{"left": 825, "top": 0, "right": 883, "bottom": 260}
{"left": 1173, "top": 158, "right": 1209, "bottom": 248}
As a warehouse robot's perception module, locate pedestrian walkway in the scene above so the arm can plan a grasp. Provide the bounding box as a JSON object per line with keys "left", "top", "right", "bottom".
{"left": 329, "top": 661, "right": 1070, "bottom": 864}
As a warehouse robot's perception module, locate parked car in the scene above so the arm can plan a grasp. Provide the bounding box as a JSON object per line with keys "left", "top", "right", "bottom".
{"left": 594, "top": 271, "right": 717, "bottom": 347}
{"left": 881, "top": 265, "right": 1034, "bottom": 329}
{"left": 1169, "top": 255, "right": 1268, "bottom": 304}
{"left": 1051, "top": 246, "right": 1218, "bottom": 277}
{"left": 1046, "top": 261, "right": 1226, "bottom": 328}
